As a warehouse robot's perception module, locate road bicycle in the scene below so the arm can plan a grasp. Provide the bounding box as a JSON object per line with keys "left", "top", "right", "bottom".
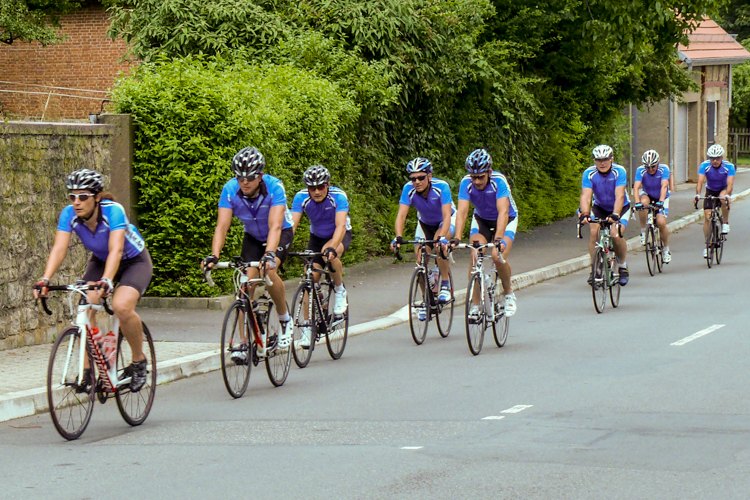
{"left": 37, "top": 282, "right": 156, "bottom": 441}
{"left": 455, "top": 242, "right": 508, "bottom": 356}
{"left": 578, "top": 217, "right": 621, "bottom": 313}
{"left": 205, "top": 257, "right": 292, "bottom": 398}
{"left": 288, "top": 250, "right": 348, "bottom": 368}
{"left": 393, "top": 239, "right": 454, "bottom": 345}
{"left": 635, "top": 204, "right": 665, "bottom": 276}
{"left": 696, "top": 195, "right": 729, "bottom": 268}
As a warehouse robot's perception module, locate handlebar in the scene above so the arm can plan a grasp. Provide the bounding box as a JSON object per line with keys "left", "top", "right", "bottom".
{"left": 33, "top": 283, "right": 112, "bottom": 316}
{"left": 577, "top": 216, "right": 622, "bottom": 239}
{"left": 454, "top": 242, "right": 506, "bottom": 264}
{"left": 695, "top": 195, "right": 731, "bottom": 211}
{"left": 203, "top": 258, "right": 272, "bottom": 287}
{"left": 288, "top": 250, "right": 336, "bottom": 275}
{"left": 635, "top": 204, "right": 660, "bottom": 211}
{"left": 391, "top": 239, "right": 447, "bottom": 262}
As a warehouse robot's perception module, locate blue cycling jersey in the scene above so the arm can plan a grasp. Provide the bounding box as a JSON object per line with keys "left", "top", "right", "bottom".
{"left": 635, "top": 164, "right": 670, "bottom": 200}
{"left": 581, "top": 164, "right": 630, "bottom": 212}
{"left": 698, "top": 160, "right": 735, "bottom": 191}
{"left": 291, "top": 186, "right": 352, "bottom": 239}
{"left": 398, "top": 178, "right": 455, "bottom": 226}
{"left": 218, "top": 175, "right": 293, "bottom": 241}
{"left": 57, "top": 200, "right": 145, "bottom": 261}
{"left": 458, "top": 171, "right": 518, "bottom": 221}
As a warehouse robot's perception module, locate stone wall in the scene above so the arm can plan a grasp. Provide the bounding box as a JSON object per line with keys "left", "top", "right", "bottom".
{"left": 0, "top": 120, "right": 127, "bottom": 350}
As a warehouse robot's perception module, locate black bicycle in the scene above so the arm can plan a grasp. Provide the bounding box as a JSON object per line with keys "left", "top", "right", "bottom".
{"left": 578, "top": 217, "right": 621, "bottom": 314}
{"left": 288, "top": 251, "right": 349, "bottom": 368}
{"left": 696, "top": 195, "right": 729, "bottom": 268}
{"left": 635, "top": 204, "right": 665, "bottom": 276}
{"left": 394, "top": 239, "right": 454, "bottom": 345}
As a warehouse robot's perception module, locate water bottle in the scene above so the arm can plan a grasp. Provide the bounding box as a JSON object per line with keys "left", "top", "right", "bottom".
{"left": 429, "top": 266, "right": 439, "bottom": 293}
{"left": 315, "top": 283, "right": 327, "bottom": 312}
{"left": 102, "top": 330, "right": 117, "bottom": 370}
{"left": 647, "top": 212, "right": 653, "bottom": 226}
{"left": 483, "top": 273, "right": 494, "bottom": 315}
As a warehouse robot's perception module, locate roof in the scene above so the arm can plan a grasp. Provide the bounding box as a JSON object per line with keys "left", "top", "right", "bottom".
{"left": 678, "top": 17, "right": 750, "bottom": 66}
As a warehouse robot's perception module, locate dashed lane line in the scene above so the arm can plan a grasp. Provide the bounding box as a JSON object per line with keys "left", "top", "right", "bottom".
{"left": 671, "top": 324, "right": 725, "bottom": 346}
{"left": 501, "top": 405, "right": 533, "bottom": 414}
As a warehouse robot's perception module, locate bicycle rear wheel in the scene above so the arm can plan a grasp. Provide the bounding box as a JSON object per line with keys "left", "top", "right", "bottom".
{"left": 408, "top": 268, "right": 429, "bottom": 345}
{"left": 47, "top": 326, "right": 95, "bottom": 441}
{"left": 291, "top": 284, "right": 314, "bottom": 368}
{"left": 465, "top": 273, "right": 485, "bottom": 355}
{"left": 219, "top": 301, "right": 252, "bottom": 398}
{"left": 655, "top": 228, "right": 664, "bottom": 273}
{"left": 715, "top": 220, "right": 724, "bottom": 264}
{"left": 436, "top": 270, "right": 454, "bottom": 338}
{"left": 645, "top": 226, "right": 656, "bottom": 276}
{"left": 609, "top": 261, "right": 621, "bottom": 308}
{"left": 116, "top": 322, "right": 157, "bottom": 426}
{"left": 265, "top": 301, "right": 292, "bottom": 387}
{"left": 493, "top": 314, "right": 509, "bottom": 347}
{"left": 705, "top": 225, "right": 714, "bottom": 268}
{"left": 325, "top": 283, "right": 348, "bottom": 360}
{"left": 591, "top": 248, "right": 607, "bottom": 314}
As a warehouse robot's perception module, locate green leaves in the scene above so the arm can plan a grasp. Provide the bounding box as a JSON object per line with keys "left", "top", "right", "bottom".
{"left": 0, "top": 0, "right": 80, "bottom": 45}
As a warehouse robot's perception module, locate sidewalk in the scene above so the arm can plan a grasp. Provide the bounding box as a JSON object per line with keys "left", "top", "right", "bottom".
{"left": 3, "top": 170, "right": 749, "bottom": 422}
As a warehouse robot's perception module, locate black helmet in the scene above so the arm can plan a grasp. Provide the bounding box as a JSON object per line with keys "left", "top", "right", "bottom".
{"left": 232, "top": 147, "right": 265, "bottom": 177}
{"left": 65, "top": 169, "right": 103, "bottom": 193}
{"left": 303, "top": 165, "right": 331, "bottom": 186}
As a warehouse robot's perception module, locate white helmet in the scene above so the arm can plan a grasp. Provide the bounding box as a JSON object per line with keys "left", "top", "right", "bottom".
{"left": 641, "top": 149, "right": 660, "bottom": 167}
{"left": 592, "top": 145, "right": 614, "bottom": 160}
{"left": 706, "top": 144, "right": 725, "bottom": 158}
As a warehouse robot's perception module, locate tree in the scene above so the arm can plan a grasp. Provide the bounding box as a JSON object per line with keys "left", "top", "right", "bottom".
{"left": 717, "top": 0, "right": 750, "bottom": 41}
{"left": 0, "top": 0, "right": 80, "bottom": 46}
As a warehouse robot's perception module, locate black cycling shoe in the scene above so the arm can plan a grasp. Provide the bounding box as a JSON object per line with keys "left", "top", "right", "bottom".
{"left": 128, "top": 359, "right": 148, "bottom": 392}
{"left": 76, "top": 368, "right": 93, "bottom": 394}
{"left": 618, "top": 267, "right": 629, "bottom": 286}
{"left": 587, "top": 272, "right": 594, "bottom": 285}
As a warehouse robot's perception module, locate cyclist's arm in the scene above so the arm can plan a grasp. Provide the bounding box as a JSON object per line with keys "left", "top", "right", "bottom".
{"left": 726, "top": 176, "right": 735, "bottom": 197}
{"left": 291, "top": 211, "right": 303, "bottom": 233}
{"left": 264, "top": 205, "right": 285, "bottom": 255}
{"left": 579, "top": 188, "right": 593, "bottom": 216}
{"left": 494, "top": 197, "right": 510, "bottom": 241}
{"left": 632, "top": 181, "right": 642, "bottom": 203}
{"left": 454, "top": 199, "right": 471, "bottom": 241}
{"left": 102, "top": 228, "right": 125, "bottom": 282}
{"left": 437, "top": 202, "right": 453, "bottom": 239}
{"left": 613, "top": 185, "right": 625, "bottom": 215}
{"left": 330, "top": 211, "right": 348, "bottom": 249}
{"left": 41, "top": 230, "right": 72, "bottom": 280}
{"left": 394, "top": 203, "right": 410, "bottom": 239}
{"left": 695, "top": 174, "right": 705, "bottom": 196}
{"left": 659, "top": 179, "right": 668, "bottom": 202}
{"left": 210, "top": 207, "right": 233, "bottom": 257}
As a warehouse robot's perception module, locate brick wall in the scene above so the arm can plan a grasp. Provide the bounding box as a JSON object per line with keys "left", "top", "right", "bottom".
{"left": 0, "top": 6, "right": 135, "bottom": 120}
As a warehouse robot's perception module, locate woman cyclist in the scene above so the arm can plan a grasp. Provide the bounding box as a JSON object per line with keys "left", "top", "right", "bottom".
{"left": 32, "top": 169, "right": 152, "bottom": 391}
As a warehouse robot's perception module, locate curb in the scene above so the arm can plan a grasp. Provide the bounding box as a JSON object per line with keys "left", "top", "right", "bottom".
{"left": 3, "top": 189, "right": 748, "bottom": 423}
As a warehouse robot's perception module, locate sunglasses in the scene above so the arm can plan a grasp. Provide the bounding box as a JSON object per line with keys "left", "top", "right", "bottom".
{"left": 308, "top": 184, "right": 328, "bottom": 192}
{"left": 409, "top": 175, "right": 428, "bottom": 183}
{"left": 69, "top": 193, "right": 94, "bottom": 202}
{"left": 236, "top": 174, "right": 260, "bottom": 183}
{"left": 470, "top": 174, "right": 487, "bottom": 180}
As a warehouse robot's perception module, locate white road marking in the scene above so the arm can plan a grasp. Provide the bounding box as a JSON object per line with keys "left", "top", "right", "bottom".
{"left": 501, "top": 405, "right": 533, "bottom": 414}
{"left": 481, "top": 416, "right": 506, "bottom": 420}
{"left": 401, "top": 446, "right": 423, "bottom": 450}
{"left": 671, "top": 324, "right": 725, "bottom": 346}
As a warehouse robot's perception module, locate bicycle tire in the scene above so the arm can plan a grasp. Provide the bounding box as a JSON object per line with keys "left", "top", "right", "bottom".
{"left": 291, "top": 284, "right": 314, "bottom": 368}
{"left": 591, "top": 248, "right": 607, "bottom": 314}
{"left": 265, "top": 300, "right": 292, "bottom": 387}
{"left": 408, "top": 268, "right": 429, "bottom": 345}
{"left": 116, "top": 322, "right": 157, "bottom": 426}
{"left": 325, "top": 283, "right": 348, "bottom": 360}
{"left": 219, "top": 301, "right": 252, "bottom": 398}
{"left": 492, "top": 272, "right": 509, "bottom": 347}
{"left": 47, "top": 326, "right": 96, "bottom": 441}
{"left": 654, "top": 227, "right": 664, "bottom": 273}
{"left": 436, "top": 269, "right": 454, "bottom": 338}
{"left": 706, "top": 224, "right": 714, "bottom": 268}
{"left": 465, "top": 273, "right": 485, "bottom": 355}
{"left": 715, "top": 219, "right": 724, "bottom": 265}
{"left": 645, "top": 226, "right": 656, "bottom": 276}
{"left": 609, "top": 267, "right": 621, "bottom": 308}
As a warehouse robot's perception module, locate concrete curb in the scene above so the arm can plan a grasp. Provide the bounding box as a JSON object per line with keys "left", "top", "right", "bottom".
{"left": 4, "top": 189, "right": 748, "bottom": 423}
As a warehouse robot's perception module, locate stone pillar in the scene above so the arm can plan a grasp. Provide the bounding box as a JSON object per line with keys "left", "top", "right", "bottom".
{"left": 99, "top": 114, "right": 136, "bottom": 224}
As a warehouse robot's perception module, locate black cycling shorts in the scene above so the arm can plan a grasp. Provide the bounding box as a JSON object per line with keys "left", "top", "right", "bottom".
{"left": 241, "top": 227, "right": 294, "bottom": 265}
{"left": 306, "top": 230, "right": 352, "bottom": 267}
{"left": 592, "top": 204, "right": 631, "bottom": 227}
{"left": 704, "top": 188, "right": 724, "bottom": 210}
{"left": 82, "top": 248, "right": 153, "bottom": 297}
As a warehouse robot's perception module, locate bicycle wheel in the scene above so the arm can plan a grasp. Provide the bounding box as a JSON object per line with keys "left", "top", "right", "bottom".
{"left": 655, "top": 228, "right": 664, "bottom": 273}
{"left": 324, "top": 283, "right": 349, "bottom": 360}
{"left": 715, "top": 220, "right": 724, "bottom": 264}
{"left": 291, "top": 284, "right": 314, "bottom": 369}
{"left": 705, "top": 226, "right": 714, "bottom": 269}
{"left": 116, "top": 322, "right": 157, "bottom": 426}
{"left": 408, "top": 268, "right": 429, "bottom": 345}
{"left": 591, "top": 248, "right": 607, "bottom": 314}
{"left": 47, "top": 326, "right": 95, "bottom": 440}
{"left": 219, "top": 301, "right": 252, "bottom": 398}
{"left": 436, "top": 269, "right": 454, "bottom": 338}
{"left": 265, "top": 300, "right": 292, "bottom": 387}
{"left": 645, "top": 226, "right": 656, "bottom": 276}
{"left": 465, "top": 273, "right": 485, "bottom": 355}
{"left": 493, "top": 313, "right": 509, "bottom": 347}
{"left": 609, "top": 261, "right": 621, "bottom": 308}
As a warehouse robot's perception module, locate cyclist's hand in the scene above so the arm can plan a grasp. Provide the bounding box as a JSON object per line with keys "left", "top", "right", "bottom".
{"left": 390, "top": 236, "right": 403, "bottom": 252}
{"left": 579, "top": 212, "right": 591, "bottom": 225}
{"left": 493, "top": 238, "right": 506, "bottom": 252}
{"left": 607, "top": 213, "right": 620, "bottom": 223}
{"left": 201, "top": 254, "right": 219, "bottom": 270}
{"left": 634, "top": 202, "right": 643, "bottom": 210}
{"left": 260, "top": 251, "right": 277, "bottom": 271}
{"left": 96, "top": 278, "right": 114, "bottom": 298}
{"left": 323, "top": 246, "right": 338, "bottom": 261}
{"left": 449, "top": 237, "right": 460, "bottom": 248}
{"left": 32, "top": 278, "right": 49, "bottom": 299}
{"left": 725, "top": 195, "right": 732, "bottom": 207}
{"left": 694, "top": 194, "right": 700, "bottom": 209}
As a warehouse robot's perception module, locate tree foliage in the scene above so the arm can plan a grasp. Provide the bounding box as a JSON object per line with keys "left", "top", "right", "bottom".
{"left": 0, "top": 0, "right": 80, "bottom": 46}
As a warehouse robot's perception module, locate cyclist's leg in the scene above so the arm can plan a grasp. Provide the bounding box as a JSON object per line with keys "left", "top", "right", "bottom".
{"left": 111, "top": 249, "right": 153, "bottom": 363}
{"left": 589, "top": 205, "right": 604, "bottom": 259}
{"left": 494, "top": 218, "right": 517, "bottom": 296}
{"left": 656, "top": 202, "right": 669, "bottom": 247}
{"left": 611, "top": 205, "right": 630, "bottom": 265}
{"left": 322, "top": 232, "right": 350, "bottom": 287}
{"left": 638, "top": 193, "right": 650, "bottom": 232}
{"left": 469, "top": 215, "right": 490, "bottom": 307}
{"left": 719, "top": 188, "right": 730, "bottom": 224}
{"left": 703, "top": 189, "right": 720, "bottom": 238}
{"left": 263, "top": 228, "right": 294, "bottom": 317}
{"left": 436, "top": 217, "right": 454, "bottom": 282}
{"left": 82, "top": 256, "right": 108, "bottom": 370}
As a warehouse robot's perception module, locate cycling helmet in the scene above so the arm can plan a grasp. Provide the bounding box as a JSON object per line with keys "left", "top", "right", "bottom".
{"left": 642, "top": 149, "right": 660, "bottom": 167}
{"left": 706, "top": 144, "right": 725, "bottom": 158}
{"left": 303, "top": 165, "right": 331, "bottom": 186}
{"left": 406, "top": 157, "right": 433, "bottom": 175}
{"left": 65, "top": 169, "right": 103, "bottom": 193}
{"left": 592, "top": 145, "right": 614, "bottom": 160}
{"left": 465, "top": 149, "right": 493, "bottom": 174}
{"left": 232, "top": 146, "right": 265, "bottom": 177}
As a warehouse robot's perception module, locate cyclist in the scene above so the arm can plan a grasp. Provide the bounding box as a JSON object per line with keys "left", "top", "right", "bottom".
{"left": 633, "top": 149, "right": 671, "bottom": 263}
{"left": 32, "top": 169, "right": 152, "bottom": 391}
{"left": 202, "top": 147, "right": 294, "bottom": 355}
{"left": 390, "top": 157, "right": 456, "bottom": 319}
{"left": 694, "top": 144, "right": 734, "bottom": 258}
{"left": 291, "top": 165, "right": 352, "bottom": 346}
{"left": 579, "top": 144, "right": 631, "bottom": 285}
{"left": 452, "top": 148, "right": 518, "bottom": 317}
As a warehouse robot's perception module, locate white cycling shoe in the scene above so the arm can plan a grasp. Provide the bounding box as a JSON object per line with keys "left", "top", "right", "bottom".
{"left": 333, "top": 287, "right": 348, "bottom": 315}
{"left": 639, "top": 233, "right": 646, "bottom": 245}
{"left": 278, "top": 320, "right": 293, "bottom": 349}
{"left": 662, "top": 249, "right": 671, "bottom": 264}
{"left": 504, "top": 294, "right": 517, "bottom": 317}
{"left": 297, "top": 326, "right": 311, "bottom": 348}
{"left": 722, "top": 223, "right": 730, "bottom": 234}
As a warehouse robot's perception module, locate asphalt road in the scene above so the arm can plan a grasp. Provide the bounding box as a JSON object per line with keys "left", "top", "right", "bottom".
{"left": 2, "top": 202, "right": 750, "bottom": 499}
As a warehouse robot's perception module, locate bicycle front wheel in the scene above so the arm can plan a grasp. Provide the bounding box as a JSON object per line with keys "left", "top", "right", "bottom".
{"left": 655, "top": 228, "right": 664, "bottom": 273}
{"left": 291, "top": 284, "right": 314, "bottom": 369}
{"left": 265, "top": 301, "right": 292, "bottom": 387}
{"left": 436, "top": 270, "right": 454, "bottom": 338}
{"left": 47, "top": 326, "right": 95, "bottom": 441}
{"left": 493, "top": 307, "right": 509, "bottom": 348}
{"left": 716, "top": 221, "right": 724, "bottom": 264}
{"left": 591, "top": 248, "right": 607, "bottom": 314}
{"left": 220, "top": 301, "right": 252, "bottom": 398}
{"left": 325, "top": 283, "right": 348, "bottom": 360}
{"left": 465, "top": 273, "right": 485, "bottom": 355}
{"left": 408, "top": 268, "right": 429, "bottom": 345}
{"left": 706, "top": 225, "right": 714, "bottom": 268}
{"left": 116, "top": 322, "right": 157, "bottom": 426}
{"left": 645, "top": 226, "right": 657, "bottom": 276}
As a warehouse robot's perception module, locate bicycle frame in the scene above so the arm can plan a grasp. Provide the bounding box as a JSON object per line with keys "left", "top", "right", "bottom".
{"left": 457, "top": 242, "right": 505, "bottom": 316}
{"left": 289, "top": 251, "right": 343, "bottom": 342}
{"left": 394, "top": 238, "right": 445, "bottom": 297}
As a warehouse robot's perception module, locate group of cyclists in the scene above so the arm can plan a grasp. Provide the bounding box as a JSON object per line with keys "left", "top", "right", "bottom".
{"left": 32, "top": 140, "right": 737, "bottom": 380}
